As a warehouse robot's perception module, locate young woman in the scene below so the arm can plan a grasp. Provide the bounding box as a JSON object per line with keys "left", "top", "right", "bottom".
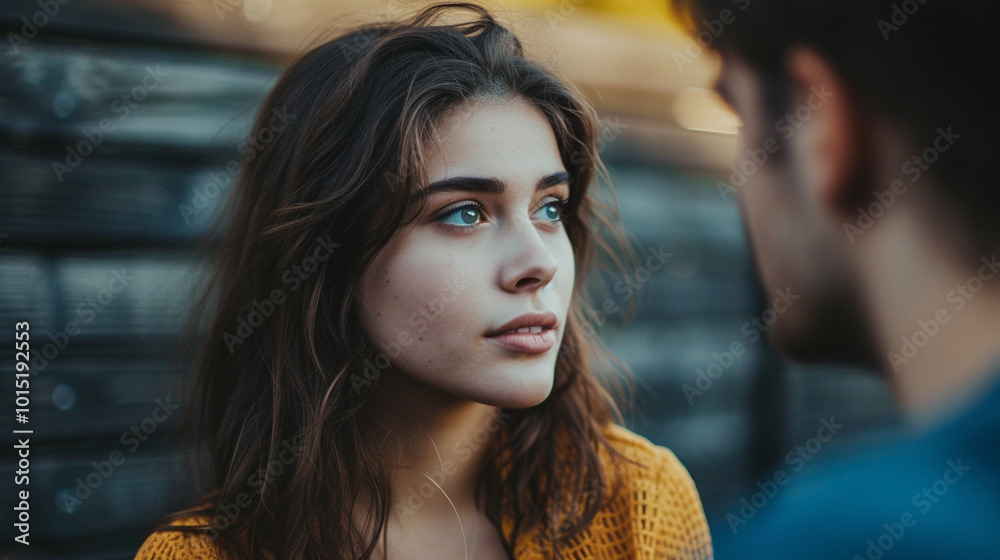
{"left": 135, "top": 3, "right": 712, "bottom": 559}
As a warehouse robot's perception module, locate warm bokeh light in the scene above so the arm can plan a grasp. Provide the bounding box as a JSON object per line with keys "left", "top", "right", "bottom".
{"left": 673, "top": 87, "right": 741, "bottom": 135}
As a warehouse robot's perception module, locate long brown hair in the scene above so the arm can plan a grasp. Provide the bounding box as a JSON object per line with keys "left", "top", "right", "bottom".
{"left": 162, "top": 3, "right": 638, "bottom": 558}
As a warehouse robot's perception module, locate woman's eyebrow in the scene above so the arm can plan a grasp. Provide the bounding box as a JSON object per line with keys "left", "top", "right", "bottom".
{"left": 416, "top": 171, "right": 571, "bottom": 200}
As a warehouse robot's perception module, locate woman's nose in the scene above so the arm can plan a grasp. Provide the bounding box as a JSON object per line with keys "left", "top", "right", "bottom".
{"left": 497, "top": 220, "right": 559, "bottom": 294}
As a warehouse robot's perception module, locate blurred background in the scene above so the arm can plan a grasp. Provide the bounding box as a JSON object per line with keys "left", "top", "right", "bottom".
{"left": 0, "top": 0, "right": 899, "bottom": 557}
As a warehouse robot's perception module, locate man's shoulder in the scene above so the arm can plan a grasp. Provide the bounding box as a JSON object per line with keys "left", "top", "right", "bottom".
{"left": 718, "top": 414, "right": 1000, "bottom": 559}
{"left": 134, "top": 515, "right": 227, "bottom": 560}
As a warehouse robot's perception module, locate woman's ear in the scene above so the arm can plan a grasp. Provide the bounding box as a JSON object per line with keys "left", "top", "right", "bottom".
{"left": 783, "top": 46, "right": 866, "bottom": 213}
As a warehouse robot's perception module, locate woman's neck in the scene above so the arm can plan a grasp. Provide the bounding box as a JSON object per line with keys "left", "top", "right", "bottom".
{"left": 366, "top": 369, "right": 509, "bottom": 517}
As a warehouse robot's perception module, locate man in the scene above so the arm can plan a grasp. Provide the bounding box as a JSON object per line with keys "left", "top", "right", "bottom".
{"left": 669, "top": 0, "right": 1000, "bottom": 557}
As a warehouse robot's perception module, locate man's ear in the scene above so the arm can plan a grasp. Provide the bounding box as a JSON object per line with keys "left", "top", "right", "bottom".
{"left": 784, "top": 46, "right": 866, "bottom": 213}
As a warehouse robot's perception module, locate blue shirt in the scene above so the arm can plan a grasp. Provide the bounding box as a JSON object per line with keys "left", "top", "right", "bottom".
{"left": 715, "top": 368, "right": 1000, "bottom": 559}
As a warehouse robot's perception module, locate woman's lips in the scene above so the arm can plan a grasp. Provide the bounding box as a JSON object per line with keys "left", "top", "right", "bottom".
{"left": 485, "top": 327, "right": 556, "bottom": 354}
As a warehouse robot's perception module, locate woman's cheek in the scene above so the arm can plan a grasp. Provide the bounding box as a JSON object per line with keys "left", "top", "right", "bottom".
{"left": 552, "top": 234, "right": 576, "bottom": 296}
{"left": 390, "top": 244, "right": 478, "bottom": 336}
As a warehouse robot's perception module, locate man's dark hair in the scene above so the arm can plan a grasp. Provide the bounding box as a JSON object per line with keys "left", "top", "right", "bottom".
{"left": 672, "top": 0, "right": 999, "bottom": 247}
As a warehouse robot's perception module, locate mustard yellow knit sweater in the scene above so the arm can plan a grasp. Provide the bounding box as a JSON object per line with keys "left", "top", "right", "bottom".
{"left": 134, "top": 424, "right": 713, "bottom": 559}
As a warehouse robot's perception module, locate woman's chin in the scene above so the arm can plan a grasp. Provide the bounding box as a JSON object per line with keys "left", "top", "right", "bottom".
{"left": 462, "top": 373, "right": 555, "bottom": 409}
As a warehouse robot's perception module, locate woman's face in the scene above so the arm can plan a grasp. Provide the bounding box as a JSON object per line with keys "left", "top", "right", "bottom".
{"left": 358, "top": 96, "right": 576, "bottom": 409}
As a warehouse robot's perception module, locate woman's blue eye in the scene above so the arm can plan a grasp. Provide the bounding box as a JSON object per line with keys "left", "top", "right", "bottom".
{"left": 439, "top": 205, "right": 483, "bottom": 226}
{"left": 537, "top": 201, "right": 565, "bottom": 222}
{"left": 437, "top": 200, "right": 564, "bottom": 227}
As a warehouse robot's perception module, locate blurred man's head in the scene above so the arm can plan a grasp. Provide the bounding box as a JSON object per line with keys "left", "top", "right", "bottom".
{"left": 671, "top": 1, "right": 1000, "bottom": 370}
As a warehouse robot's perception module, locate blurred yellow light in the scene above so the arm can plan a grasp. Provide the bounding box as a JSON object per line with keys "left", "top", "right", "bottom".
{"left": 243, "top": 0, "right": 274, "bottom": 22}
{"left": 672, "top": 87, "right": 741, "bottom": 135}
{"left": 498, "top": 0, "right": 677, "bottom": 24}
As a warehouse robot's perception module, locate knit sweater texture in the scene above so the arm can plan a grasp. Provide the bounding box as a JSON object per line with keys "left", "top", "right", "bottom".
{"left": 134, "top": 424, "right": 713, "bottom": 559}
